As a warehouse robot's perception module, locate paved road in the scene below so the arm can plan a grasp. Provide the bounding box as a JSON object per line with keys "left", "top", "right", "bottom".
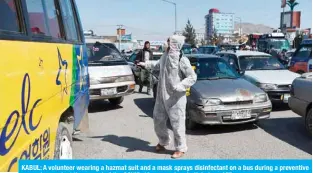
{"left": 73, "top": 91, "right": 312, "bottom": 159}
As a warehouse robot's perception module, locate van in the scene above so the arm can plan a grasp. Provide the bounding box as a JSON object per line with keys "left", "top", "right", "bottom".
{"left": 289, "top": 39, "right": 312, "bottom": 74}
{"left": 86, "top": 41, "right": 135, "bottom": 105}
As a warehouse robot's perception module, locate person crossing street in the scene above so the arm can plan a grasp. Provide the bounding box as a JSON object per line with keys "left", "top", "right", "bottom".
{"left": 136, "top": 41, "right": 153, "bottom": 94}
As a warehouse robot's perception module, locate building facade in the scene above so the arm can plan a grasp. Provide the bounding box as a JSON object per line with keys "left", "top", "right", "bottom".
{"left": 205, "top": 8, "right": 234, "bottom": 40}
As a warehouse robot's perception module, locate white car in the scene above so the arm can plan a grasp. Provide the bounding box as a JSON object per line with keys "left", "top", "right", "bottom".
{"left": 216, "top": 50, "right": 300, "bottom": 104}
{"left": 86, "top": 41, "right": 135, "bottom": 105}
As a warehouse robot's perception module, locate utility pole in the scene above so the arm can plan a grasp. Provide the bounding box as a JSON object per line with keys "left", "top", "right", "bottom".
{"left": 236, "top": 17, "right": 242, "bottom": 36}
{"left": 117, "top": 24, "right": 123, "bottom": 52}
{"left": 161, "top": 0, "right": 177, "bottom": 34}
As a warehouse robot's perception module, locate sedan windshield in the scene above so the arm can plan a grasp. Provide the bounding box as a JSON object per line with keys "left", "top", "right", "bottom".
{"left": 239, "top": 56, "right": 285, "bottom": 70}
{"left": 194, "top": 58, "right": 240, "bottom": 80}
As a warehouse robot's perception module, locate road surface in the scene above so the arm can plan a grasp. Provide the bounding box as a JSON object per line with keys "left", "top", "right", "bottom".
{"left": 73, "top": 91, "right": 312, "bottom": 159}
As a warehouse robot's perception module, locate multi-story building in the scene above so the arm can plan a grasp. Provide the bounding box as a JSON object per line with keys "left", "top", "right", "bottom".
{"left": 205, "top": 8, "right": 234, "bottom": 40}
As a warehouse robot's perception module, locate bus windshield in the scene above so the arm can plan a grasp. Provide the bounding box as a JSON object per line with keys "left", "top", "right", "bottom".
{"left": 268, "top": 38, "right": 290, "bottom": 50}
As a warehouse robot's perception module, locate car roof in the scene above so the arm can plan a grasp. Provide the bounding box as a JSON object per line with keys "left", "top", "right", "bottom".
{"left": 185, "top": 54, "right": 219, "bottom": 59}
{"left": 217, "top": 50, "right": 271, "bottom": 57}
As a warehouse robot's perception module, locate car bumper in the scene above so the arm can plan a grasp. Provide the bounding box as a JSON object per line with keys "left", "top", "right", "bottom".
{"left": 89, "top": 81, "right": 135, "bottom": 100}
{"left": 266, "top": 90, "right": 290, "bottom": 103}
{"left": 189, "top": 102, "right": 272, "bottom": 125}
{"left": 288, "top": 96, "right": 309, "bottom": 117}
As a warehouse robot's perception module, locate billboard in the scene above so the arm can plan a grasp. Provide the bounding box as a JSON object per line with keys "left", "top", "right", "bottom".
{"left": 281, "top": 0, "right": 286, "bottom": 8}
{"left": 121, "top": 34, "right": 132, "bottom": 41}
{"left": 280, "top": 11, "right": 301, "bottom": 29}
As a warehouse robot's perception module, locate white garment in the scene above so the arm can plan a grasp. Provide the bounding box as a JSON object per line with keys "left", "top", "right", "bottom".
{"left": 146, "top": 35, "right": 197, "bottom": 152}
{"left": 144, "top": 51, "right": 150, "bottom": 62}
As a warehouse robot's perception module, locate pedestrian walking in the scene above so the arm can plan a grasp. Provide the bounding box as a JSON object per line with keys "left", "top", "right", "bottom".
{"left": 136, "top": 41, "right": 153, "bottom": 94}
{"left": 137, "top": 35, "right": 197, "bottom": 159}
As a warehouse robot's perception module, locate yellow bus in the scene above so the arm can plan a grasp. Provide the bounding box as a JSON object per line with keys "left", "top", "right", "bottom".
{"left": 0, "top": 0, "right": 89, "bottom": 171}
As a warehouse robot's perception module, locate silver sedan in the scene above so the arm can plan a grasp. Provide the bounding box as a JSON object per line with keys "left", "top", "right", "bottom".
{"left": 186, "top": 55, "right": 272, "bottom": 130}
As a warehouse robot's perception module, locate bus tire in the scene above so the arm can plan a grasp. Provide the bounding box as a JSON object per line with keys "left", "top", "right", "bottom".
{"left": 54, "top": 122, "right": 73, "bottom": 159}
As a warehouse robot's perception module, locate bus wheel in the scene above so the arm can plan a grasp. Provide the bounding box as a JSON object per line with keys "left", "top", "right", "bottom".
{"left": 54, "top": 122, "right": 73, "bottom": 159}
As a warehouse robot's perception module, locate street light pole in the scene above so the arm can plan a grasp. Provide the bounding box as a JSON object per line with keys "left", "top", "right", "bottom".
{"left": 174, "top": 3, "right": 177, "bottom": 34}
{"left": 161, "top": 0, "right": 177, "bottom": 34}
{"left": 236, "top": 17, "right": 242, "bottom": 36}
{"left": 117, "top": 24, "right": 123, "bottom": 51}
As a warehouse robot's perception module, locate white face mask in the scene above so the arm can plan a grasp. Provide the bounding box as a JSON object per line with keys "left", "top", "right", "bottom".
{"left": 163, "top": 42, "right": 169, "bottom": 52}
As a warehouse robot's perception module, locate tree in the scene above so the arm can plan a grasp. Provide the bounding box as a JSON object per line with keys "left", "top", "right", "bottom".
{"left": 208, "top": 29, "right": 224, "bottom": 45}
{"left": 200, "top": 39, "right": 206, "bottom": 46}
{"left": 183, "top": 20, "right": 197, "bottom": 47}
{"left": 287, "top": 0, "right": 299, "bottom": 11}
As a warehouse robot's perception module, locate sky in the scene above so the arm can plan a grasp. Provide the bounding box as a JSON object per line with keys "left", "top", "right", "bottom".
{"left": 76, "top": 0, "right": 312, "bottom": 40}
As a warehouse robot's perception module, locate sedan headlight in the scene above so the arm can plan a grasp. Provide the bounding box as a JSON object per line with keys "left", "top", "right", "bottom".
{"left": 115, "top": 75, "right": 134, "bottom": 82}
{"left": 205, "top": 98, "right": 222, "bottom": 106}
{"left": 256, "top": 83, "right": 278, "bottom": 90}
{"left": 90, "top": 78, "right": 100, "bottom": 85}
{"left": 254, "top": 94, "right": 268, "bottom": 103}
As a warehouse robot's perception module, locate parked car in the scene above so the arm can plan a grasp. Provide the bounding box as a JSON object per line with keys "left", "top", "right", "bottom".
{"left": 152, "top": 54, "right": 272, "bottom": 130}
{"left": 86, "top": 41, "right": 135, "bottom": 105}
{"left": 216, "top": 50, "right": 300, "bottom": 104}
{"left": 288, "top": 73, "right": 312, "bottom": 136}
{"left": 289, "top": 39, "right": 312, "bottom": 74}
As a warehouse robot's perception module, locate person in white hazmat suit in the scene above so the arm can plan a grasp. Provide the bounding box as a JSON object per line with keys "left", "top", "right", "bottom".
{"left": 137, "top": 35, "right": 197, "bottom": 158}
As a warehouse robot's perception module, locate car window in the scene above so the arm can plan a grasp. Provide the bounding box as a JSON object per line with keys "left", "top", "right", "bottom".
{"left": 224, "top": 54, "right": 238, "bottom": 70}
{"left": 239, "top": 56, "right": 285, "bottom": 70}
{"left": 0, "top": 0, "right": 20, "bottom": 32}
{"left": 195, "top": 58, "right": 239, "bottom": 80}
{"left": 129, "top": 53, "right": 137, "bottom": 62}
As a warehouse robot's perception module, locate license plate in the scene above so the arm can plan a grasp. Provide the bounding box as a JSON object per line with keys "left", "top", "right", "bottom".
{"left": 101, "top": 88, "right": 117, "bottom": 96}
{"left": 231, "top": 110, "right": 251, "bottom": 120}
{"left": 283, "top": 94, "right": 290, "bottom": 103}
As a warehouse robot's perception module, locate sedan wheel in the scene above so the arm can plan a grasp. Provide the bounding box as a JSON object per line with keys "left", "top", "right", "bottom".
{"left": 186, "top": 109, "right": 197, "bottom": 130}
{"left": 305, "top": 108, "right": 312, "bottom": 136}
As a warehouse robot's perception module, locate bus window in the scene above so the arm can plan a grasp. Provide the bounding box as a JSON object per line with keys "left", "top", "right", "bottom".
{"left": 25, "top": 0, "right": 49, "bottom": 35}
{"left": 44, "top": 0, "right": 61, "bottom": 38}
{"left": 0, "top": 0, "right": 20, "bottom": 32}
{"left": 59, "top": 0, "right": 79, "bottom": 41}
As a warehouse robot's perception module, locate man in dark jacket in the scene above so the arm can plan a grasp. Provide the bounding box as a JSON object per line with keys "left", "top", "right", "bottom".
{"left": 136, "top": 41, "right": 153, "bottom": 93}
